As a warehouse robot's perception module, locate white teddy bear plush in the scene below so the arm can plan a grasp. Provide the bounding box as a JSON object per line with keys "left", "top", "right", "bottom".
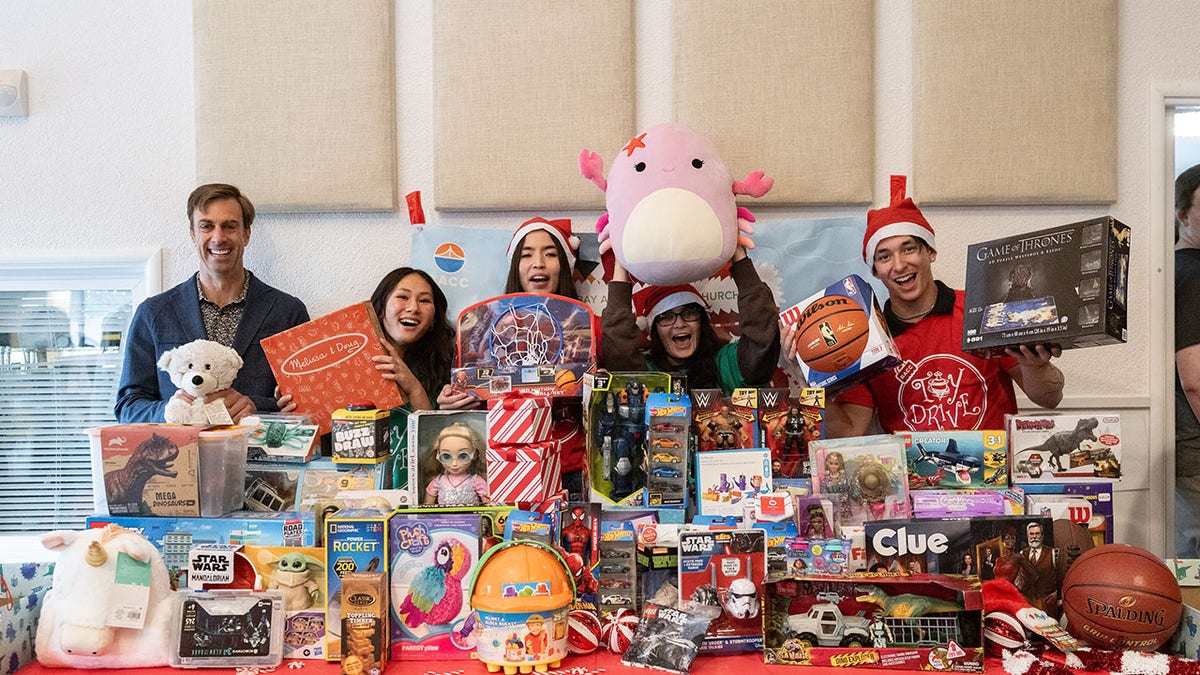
{"left": 157, "top": 339, "right": 243, "bottom": 424}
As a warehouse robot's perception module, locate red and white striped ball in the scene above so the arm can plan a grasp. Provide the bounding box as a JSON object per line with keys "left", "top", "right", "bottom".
{"left": 601, "top": 608, "right": 639, "bottom": 654}
{"left": 567, "top": 609, "right": 602, "bottom": 654}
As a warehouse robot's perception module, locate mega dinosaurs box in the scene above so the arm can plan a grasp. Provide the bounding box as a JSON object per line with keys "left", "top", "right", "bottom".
{"left": 1007, "top": 413, "right": 1122, "bottom": 483}
{"left": 962, "top": 216, "right": 1129, "bottom": 356}
{"left": 98, "top": 425, "right": 201, "bottom": 517}
{"left": 763, "top": 574, "right": 983, "bottom": 671}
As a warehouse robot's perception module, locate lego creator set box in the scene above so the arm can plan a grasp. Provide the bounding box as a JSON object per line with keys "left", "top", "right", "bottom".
{"left": 324, "top": 509, "right": 392, "bottom": 660}
{"left": 695, "top": 448, "right": 773, "bottom": 518}
{"left": 810, "top": 435, "right": 910, "bottom": 526}
{"left": 1008, "top": 413, "right": 1122, "bottom": 483}
{"left": 261, "top": 301, "right": 405, "bottom": 435}
{"left": 779, "top": 274, "right": 901, "bottom": 395}
{"left": 764, "top": 574, "right": 983, "bottom": 672}
{"left": 387, "top": 510, "right": 483, "bottom": 660}
{"left": 962, "top": 216, "right": 1130, "bottom": 356}
{"left": 644, "top": 392, "right": 691, "bottom": 508}
{"left": 678, "top": 529, "right": 766, "bottom": 653}
{"left": 407, "top": 410, "right": 489, "bottom": 508}
{"left": 96, "top": 425, "right": 201, "bottom": 517}
{"left": 242, "top": 545, "right": 329, "bottom": 659}
{"left": 903, "top": 430, "right": 1008, "bottom": 490}
{"left": 451, "top": 293, "right": 596, "bottom": 400}
{"left": 585, "top": 371, "right": 674, "bottom": 508}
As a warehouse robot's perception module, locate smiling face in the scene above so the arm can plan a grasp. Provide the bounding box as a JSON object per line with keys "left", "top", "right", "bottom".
{"left": 382, "top": 272, "right": 435, "bottom": 352}
{"left": 871, "top": 235, "right": 937, "bottom": 317}
{"left": 517, "top": 230, "right": 562, "bottom": 294}
{"left": 190, "top": 197, "right": 250, "bottom": 283}
{"left": 653, "top": 302, "right": 703, "bottom": 364}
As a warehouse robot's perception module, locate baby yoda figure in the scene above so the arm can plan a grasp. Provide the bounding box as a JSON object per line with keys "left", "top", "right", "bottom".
{"left": 268, "top": 552, "right": 325, "bottom": 611}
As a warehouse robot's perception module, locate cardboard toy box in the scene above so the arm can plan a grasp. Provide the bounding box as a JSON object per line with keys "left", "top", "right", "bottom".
{"left": 407, "top": 410, "right": 489, "bottom": 507}
{"left": 691, "top": 389, "right": 757, "bottom": 452}
{"left": 695, "top": 448, "right": 773, "bottom": 518}
{"left": 451, "top": 293, "right": 597, "bottom": 400}
{"left": 764, "top": 574, "right": 983, "bottom": 671}
{"left": 1167, "top": 559, "right": 1200, "bottom": 659}
{"left": 810, "top": 435, "right": 910, "bottom": 527}
{"left": 643, "top": 392, "right": 691, "bottom": 509}
{"left": 741, "top": 387, "right": 825, "bottom": 480}
{"left": 1007, "top": 413, "right": 1122, "bottom": 483}
{"left": 1016, "top": 481, "right": 1114, "bottom": 545}
{"left": 779, "top": 274, "right": 901, "bottom": 395}
{"left": 678, "top": 529, "right": 766, "bottom": 653}
{"left": 584, "top": 371, "right": 674, "bottom": 508}
{"left": 98, "top": 424, "right": 202, "bottom": 517}
{"left": 331, "top": 405, "right": 391, "bottom": 464}
{"left": 962, "top": 216, "right": 1130, "bottom": 356}
{"left": 325, "top": 509, "right": 393, "bottom": 661}
{"left": 902, "top": 430, "right": 1008, "bottom": 490}
{"left": 237, "top": 546, "right": 329, "bottom": 659}
{"left": 262, "top": 302, "right": 405, "bottom": 435}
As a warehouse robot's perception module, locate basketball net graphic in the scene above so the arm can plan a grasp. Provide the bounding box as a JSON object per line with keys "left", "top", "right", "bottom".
{"left": 487, "top": 301, "right": 564, "bottom": 366}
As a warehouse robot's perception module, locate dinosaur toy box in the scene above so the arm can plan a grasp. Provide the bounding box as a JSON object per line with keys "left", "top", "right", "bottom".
{"left": 901, "top": 430, "right": 1008, "bottom": 490}
{"left": 94, "top": 424, "right": 201, "bottom": 517}
{"left": 763, "top": 574, "right": 983, "bottom": 671}
{"left": 387, "top": 510, "right": 484, "bottom": 660}
{"left": 1007, "top": 413, "right": 1122, "bottom": 483}
{"left": 962, "top": 216, "right": 1130, "bottom": 356}
{"left": 779, "top": 274, "right": 901, "bottom": 395}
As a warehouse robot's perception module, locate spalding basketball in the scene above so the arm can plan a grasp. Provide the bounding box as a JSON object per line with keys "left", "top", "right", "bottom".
{"left": 1060, "top": 544, "right": 1182, "bottom": 651}
{"left": 792, "top": 294, "right": 870, "bottom": 373}
{"left": 601, "top": 608, "right": 639, "bottom": 654}
{"left": 567, "top": 609, "right": 601, "bottom": 654}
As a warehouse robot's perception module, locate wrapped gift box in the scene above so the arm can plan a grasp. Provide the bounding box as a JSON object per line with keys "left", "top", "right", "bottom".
{"left": 486, "top": 441, "right": 561, "bottom": 505}
{"left": 1, "top": 561, "right": 55, "bottom": 672}
{"left": 487, "top": 393, "right": 553, "bottom": 445}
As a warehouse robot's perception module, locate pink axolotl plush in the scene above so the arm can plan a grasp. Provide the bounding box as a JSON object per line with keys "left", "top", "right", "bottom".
{"left": 580, "top": 122, "right": 773, "bottom": 286}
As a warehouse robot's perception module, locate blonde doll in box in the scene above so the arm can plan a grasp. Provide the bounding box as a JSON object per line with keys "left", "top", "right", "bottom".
{"left": 422, "top": 423, "right": 488, "bottom": 506}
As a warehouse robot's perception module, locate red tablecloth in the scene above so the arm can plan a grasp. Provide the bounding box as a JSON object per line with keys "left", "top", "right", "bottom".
{"left": 17, "top": 651, "right": 1009, "bottom": 674}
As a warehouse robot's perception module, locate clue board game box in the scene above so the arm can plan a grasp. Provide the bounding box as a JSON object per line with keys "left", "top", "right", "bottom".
{"left": 902, "top": 430, "right": 1008, "bottom": 490}
{"left": 779, "top": 274, "right": 901, "bottom": 395}
{"left": 262, "top": 302, "right": 404, "bottom": 435}
{"left": 451, "top": 293, "right": 596, "bottom": 400}
{"left": 962, "top": 216, "right": 1130, "bottom": 356}
{"left": 1007, "top": 413, "right": 1122, "bottom": 483}
{"left": 764, "top": 574, "right": 983, "bottom": 671}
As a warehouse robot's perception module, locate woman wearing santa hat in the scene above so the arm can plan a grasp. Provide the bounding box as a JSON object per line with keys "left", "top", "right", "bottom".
{"left": 503, "top": 216, "right": 582, "bottom": 300}
{"left": 600, "top": 246, "right": 781, "bottom": 393}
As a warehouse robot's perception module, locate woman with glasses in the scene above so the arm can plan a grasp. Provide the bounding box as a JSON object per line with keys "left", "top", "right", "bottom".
{"left": 600, "top": 245, "right": 781, "bottom": 393}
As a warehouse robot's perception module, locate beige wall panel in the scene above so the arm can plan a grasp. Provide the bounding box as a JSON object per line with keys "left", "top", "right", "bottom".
{"left": 434, "top": 1, "right": 634, "bottom": 211}
{"left": 194, "top": 0, "right": 397, "bottom": 212}
{"left": 913, "top": 0, "right": 1117, "bottom": 204}
{"left": 674, "top": 1, "right": 874, "bottom": 205}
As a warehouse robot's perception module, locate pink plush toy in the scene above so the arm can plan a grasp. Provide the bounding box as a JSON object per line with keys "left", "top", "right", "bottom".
{"left": 36, "top": 525, "right": 173, "bottom": 668}
{"left": 579, "top": 122, "right": 773, "bottom": 286}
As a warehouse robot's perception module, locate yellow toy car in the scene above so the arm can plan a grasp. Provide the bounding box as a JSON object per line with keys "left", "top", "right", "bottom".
{"left": 651, "top": 451, "right": 681, "bottom": 464}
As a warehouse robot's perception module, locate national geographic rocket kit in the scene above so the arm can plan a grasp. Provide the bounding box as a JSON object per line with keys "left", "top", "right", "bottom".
{"left": 962, "top": 216, "right": 1130, "bottom": 356}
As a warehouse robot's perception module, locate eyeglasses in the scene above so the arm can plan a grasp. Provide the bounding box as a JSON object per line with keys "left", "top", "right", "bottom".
{"left": 653, "top": 305, "right": 703, "bottom": 327}
{"left": 438, "top": 450, "right": 474, "bottom": 464}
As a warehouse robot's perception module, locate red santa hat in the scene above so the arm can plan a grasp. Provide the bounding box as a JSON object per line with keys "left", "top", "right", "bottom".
{"left": 506, "top": 217, "right": 580, "bottom": 268}
{"left": 633, "top": 284, "right": 706, "bottom": 323}
{"left": 862, "top": 175, "right": 936, "bottom": 263}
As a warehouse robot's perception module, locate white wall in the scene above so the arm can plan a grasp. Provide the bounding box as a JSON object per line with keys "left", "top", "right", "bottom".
{"left": 2, "top": 0, "right": 1195, "bottom": 553}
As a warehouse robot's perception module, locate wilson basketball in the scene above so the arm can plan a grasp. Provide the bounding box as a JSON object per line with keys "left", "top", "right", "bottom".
{"left": 792, "top": 294, "right": 870, "bottom": 373}
{"left": 1060, "top": 544, "right": 1181, "bottom": 651}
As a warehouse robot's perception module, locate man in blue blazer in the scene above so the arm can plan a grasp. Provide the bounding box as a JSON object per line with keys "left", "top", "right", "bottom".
{"left": 114, "top": 184, "right": 309, "bottom": 423}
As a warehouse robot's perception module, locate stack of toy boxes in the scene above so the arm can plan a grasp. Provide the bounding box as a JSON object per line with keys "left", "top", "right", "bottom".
{"left": 779, "top": 273, "right": 901, "bottom": 395}
{"left": 962, "top": 216, "right": 1130, "bottom": 356}
{"left": 243, "top": 457, "right": 395, "bottom": 543}
{"left": 584, "top": 372, "right": 673, "bottom": 508}
{"left": 643, "top": 392, "right": 690, "bottom": 509}
{"left": 485, "top": 393, "right": 561, "bottom": 505}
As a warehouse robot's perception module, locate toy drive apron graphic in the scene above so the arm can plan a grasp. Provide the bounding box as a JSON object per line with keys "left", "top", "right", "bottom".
{"left": 893, "top": 355, "right": 987, "bottom": 430}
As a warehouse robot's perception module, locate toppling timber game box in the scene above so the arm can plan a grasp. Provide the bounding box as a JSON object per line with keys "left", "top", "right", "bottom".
{"left": 764, "top": 574, "right": 983, "bottom": 671}
{"left": 962, "top": 216, "right": 1130, "bottom": 356}
{"left": 779, "top": 274, "right": 901, "bottom": 395}
{"left": 451, "top": 293, "right": 596, "bottom": 400}
{"left": 262, "top": 302, "right": 404, "bottom": 435}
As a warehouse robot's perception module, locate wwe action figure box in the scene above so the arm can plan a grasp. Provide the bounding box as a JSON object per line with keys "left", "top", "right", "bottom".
{"left": 962, "top": 216, "right": 1130, "bottom": 356}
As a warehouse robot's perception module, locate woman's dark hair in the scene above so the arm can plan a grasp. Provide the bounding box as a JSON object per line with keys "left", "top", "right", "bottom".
{"left": 1178, "top": 164, "right": 1200, "bottom": 218}
{"left": 647, "top": 302, "right": 721, "bottom": 389}
{"left": 369, "top": 267, "right": 455, "bottom": 400}
{"left": 503, "top": 231, "right": 580, "bottom": 300}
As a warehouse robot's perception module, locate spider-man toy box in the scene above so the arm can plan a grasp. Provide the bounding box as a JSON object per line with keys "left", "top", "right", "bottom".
{"left": 450, "top": 293, "right": 597, "bottom": 401}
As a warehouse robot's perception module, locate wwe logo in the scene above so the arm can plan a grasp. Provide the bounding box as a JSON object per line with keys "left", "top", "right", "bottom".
{"left": 760, "top": 390, "right": 781, "bottom": 407}
{"left": 693, "top": 390, "right": 715, "bottom": 408}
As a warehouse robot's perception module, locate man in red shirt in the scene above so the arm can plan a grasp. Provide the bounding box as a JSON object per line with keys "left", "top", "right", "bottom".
{"left": 815, "top": 176, "right": 1065, "bottom": 436}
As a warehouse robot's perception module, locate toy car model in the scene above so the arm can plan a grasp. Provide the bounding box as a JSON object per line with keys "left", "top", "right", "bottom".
{"left": 601, "top": 593, "right": 632, "bottom": 605}
{"left": 648, "top": 480, "right": 682, "bottom": 493}
{"left": 650, "top": 422, "right": 684, "bottom": 433}
{"left": 651, "top": 438, "right": 683, "bottom": 449}
{"left": 599, "top": 563, "right": 630, "bottom": 574}
{"left": 601, "top": 549, "right": 631, "bottom": 559}
{"left": 650, "top": 451, "right": 681, "bottom": 464}
{"left": 599, "top": 578, "right": 631, "bottom": 588}
{"left": 650, "top": 466, "right": 682, "bottom": 479}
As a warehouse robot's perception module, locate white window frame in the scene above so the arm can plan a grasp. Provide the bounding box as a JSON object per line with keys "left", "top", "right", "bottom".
{"left": 0, "top": 248, "right": 160, "bottom": 561}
